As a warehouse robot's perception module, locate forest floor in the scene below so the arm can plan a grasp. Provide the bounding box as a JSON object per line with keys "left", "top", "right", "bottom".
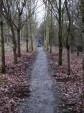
{"left": 0, "top": 51, "right": 36, "bottom": 113}
{"left": 49, "top": 47, "right": 84, "bottom": 113}
{"left": 0, "top": 47, "right": 84, "bottom": 113}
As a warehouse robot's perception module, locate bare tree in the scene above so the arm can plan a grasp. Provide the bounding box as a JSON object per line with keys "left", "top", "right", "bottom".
{"left": 0, "top": 15, "right": 5, "bottom": 73}
{"left": 64, "top": 0, "right": 72, "bottom": 75}
{"left": 0, "top": 0, "right": 18, "bottom": 64}
{"left": 15, "top": 0, "right": 26, "bottom": 57}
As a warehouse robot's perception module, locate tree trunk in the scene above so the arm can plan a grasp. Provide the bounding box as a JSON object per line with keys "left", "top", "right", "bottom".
{"left": 49, "top": 32, "right": 52, "bottom": 53}
{"left": 77, "top": 47, "right": 79, "bottom": 56}
{"left": 26, "top": 14, "right": 29, "bottom": 52}
{"left": 0, "top": 20, "right": 5, "bottom": 73}
{"left": 50, "top": 5, "right": 53, "bottom": 54}
{"left": 65, "top": 0, "right": 71, "bottom": 75}
{"left": 31, "top": 36, "right": 33, "bottom": 51}
{"left": 17, "top": 29, "right": 21, "bottom": 57}
{"left": 30, "top": 19, "right": 33, "bottom": 51}
{"left": 26, "top": 39, "right": 29, "bottom": 52}
{"left": 58, "top": 0, "right": 62, "bottom": 65}
{"left": 30, "top": 0, "right": 33, "bottom": 51}
{"left": 67, "top": 45, "right": 70, "bottom": 75}
{"left": 49, "top": 39, "right": 52, "bottom": 53}
{"left": 59, "top": 45, "right": 62, "bottom": 65}
{"left": 11, "top": 26, "right": 17, "bottom": 64}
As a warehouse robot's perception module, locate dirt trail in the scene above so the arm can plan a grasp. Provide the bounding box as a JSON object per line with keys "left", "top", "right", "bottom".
{"left": 19, "top": 47, "right": 61, "bottom": 113}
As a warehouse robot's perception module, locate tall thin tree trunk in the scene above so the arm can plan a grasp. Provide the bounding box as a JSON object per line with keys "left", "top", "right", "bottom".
{"left": 65, "top": 0, "right": 71, "bottom": 75}
{"left": 31, "top": 36, "right": 33, "bottom": 51}
{"left": 66, "top": 44, "right": 70, "bottom": 75}
{"left": 17, "top": 29, "right": 21, "bottom": 57}
{"left": 0, "top": 19, "right": 5, "bottom": 73}
{"left": 58, "top": 0, "right": 62, "bottom": 65}
{"left": 50, "top": 4, "right": 53, "bottom": 54}
{"left": 26, "top": 39, "right": 29, "bottom": 52}
{"left": 11, "top": 26, "right": 17, "bottom": 64}
{"left": 49, "top": 35, "right": 52, "bottom": 53}
{"left": 29, "top": 20, "right": 33, "bottom": 51}
{"left": 30, "top": 21, "right": 33, "bottom": 51}
{"left": 29, "top": 0, "right": 33, "bottom": 51}
{"left": 26, "top": 17, "right": 29, "bottom": 52}
{"left": 17, "top": 13, "right": 21, "bottom": 57}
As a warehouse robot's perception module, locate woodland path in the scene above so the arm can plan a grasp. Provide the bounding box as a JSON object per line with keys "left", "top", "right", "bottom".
{"left": 19, "top": 47, "right": 61, "bottom": 113}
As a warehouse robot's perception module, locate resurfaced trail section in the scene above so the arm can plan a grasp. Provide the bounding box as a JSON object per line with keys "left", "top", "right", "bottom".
{"left": 20, "top": 47, "right": 61, "bottom": 113}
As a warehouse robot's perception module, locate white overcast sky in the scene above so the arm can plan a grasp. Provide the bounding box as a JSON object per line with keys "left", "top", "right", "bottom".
{"left": 36, "top": 0, "right": 45, "bottom": 26}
